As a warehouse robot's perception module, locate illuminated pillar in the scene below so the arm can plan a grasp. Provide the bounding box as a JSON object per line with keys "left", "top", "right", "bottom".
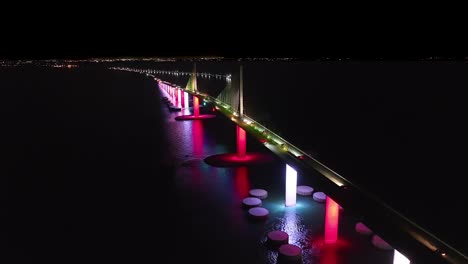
{"left": 285, "top": 164, "right": 297, "bottom": 207}
{"left": 180, "top": 91, "right": 185, "bottom": 107}
{"left": 236, "top": 126, "right": 246, "bottom": 158}
{"left": 193, "top": 96, "right": 200, "bottom": 117}
{"left": 325, "top": 196, "right": 339, "bottom": 244}
{"left": 184, "top": 92, "right": 189, "bottom": 109}
{"left": 177, "top": 89, "right": 182, "bottom": 108}
{"left": 393, "top": 250, "right": 410, "bottom": 264}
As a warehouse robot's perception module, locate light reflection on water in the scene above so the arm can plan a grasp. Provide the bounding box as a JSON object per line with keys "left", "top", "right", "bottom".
{"left": 281, "top": 207, "right": 301, "bottom": 245}
{"left": 276, "top": 207, "right": 313, "bottom": 263}
{"left": 192, "top": 120, "right": 204, "bottom": 158}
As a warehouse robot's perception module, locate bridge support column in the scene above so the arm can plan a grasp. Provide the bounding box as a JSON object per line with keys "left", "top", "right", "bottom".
{"left": 393, "top": 250, "right": 410, "bottom": 264}
{"left": 174, "top": 93, "right": 215, "bottom": 121}
{"left": 285, "top": 164, "right": 297, "bottom": 207}
{"left": 172, "top": 87, "right": 175, "bottom": 103}
{"left": 184, "top": 92, "right": 189, "bottom": 109}
{"left": 193, "top": 96, "right": 200, "bottom": 117}
{"left": 177, "top": 89, "right": 182, "bottom": 108}
{"left": 325, "top": 196, "right": 339, "bottom": 244}
{"left": 236, "top": 126, "right": 246, "bottom": 158}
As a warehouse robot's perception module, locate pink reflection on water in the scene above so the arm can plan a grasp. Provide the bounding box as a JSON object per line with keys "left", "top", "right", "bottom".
{"left": 321, "top": 245, "right": 338, "bottom": 264}
{"left": 233, "top": 166, "right": 250, "bottom": 199}
{"left": 311, "top": 237, "right": 351, "bottom": 264}
{"left": 192, "top": 120, "right": 204, "bottom": 157}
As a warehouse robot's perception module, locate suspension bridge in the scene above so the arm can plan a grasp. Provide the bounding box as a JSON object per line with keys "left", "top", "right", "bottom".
{"left": 109, "top": 64, "right": 468, "bottom": 264}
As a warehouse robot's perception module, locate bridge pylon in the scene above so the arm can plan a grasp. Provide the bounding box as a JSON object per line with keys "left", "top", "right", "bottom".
{"left": 204, "top": 65, "right": 274, "bottom": 167}
{"left": 175, "top": 63, "right": 216, "bottom": 121}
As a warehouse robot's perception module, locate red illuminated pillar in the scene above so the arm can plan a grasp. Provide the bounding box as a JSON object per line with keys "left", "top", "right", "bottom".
{"left": 325, "top": 196, "right": 339, "bottom": 244}
{"left": 236, "top": 126, "right": 246, "bottom": 158}
{"left": 193, "top": 96, "right": 200, "bottom": 117}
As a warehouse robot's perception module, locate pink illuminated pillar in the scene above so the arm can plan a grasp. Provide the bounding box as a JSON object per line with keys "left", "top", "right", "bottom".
{"left": 325, "top": 196, "right": 339, "bottom": 244}
{"left": 180, "top": 91, "right": 185, "bottom": 108}
{"left": 177, "top": 89, "right": 182, "bottom": 108}
{"left": 236, "top": 126, "right": 246, "bottom": 158}
{"left": 193, "top": 96, "right": 200, "bottom": 117}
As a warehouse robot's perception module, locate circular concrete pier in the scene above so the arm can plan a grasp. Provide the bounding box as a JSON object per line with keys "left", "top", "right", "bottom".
{"left": 267, "top": 230, "right": 289, "bottom": 246}
{"left": 175, "top": 114, "right": 216, "bottom": 120}
{"left": 371, "top": 235, "right": 393, "bottom": 250}
{"left": 312, "top": 192, "right": 327, "bottom": 203}
{"left": 242, "top": 197, "right": 262, "bottom": 208}
{"left": 278, "top": 244, "right": 302, "bottom": 262}
{"left": 355, "top": 222, "right": 373, "bottom": 235}
{"left": 249, "top": 189, "right": 268, "bottom": 199}
{"left": 297, "top": 185, "right": 314, "bottom": 196}
{"left": 248, "top": 207, "right": 269, "bottom": 220}
{"left": 204, "top": 153, "right": 274, "bottom": 167}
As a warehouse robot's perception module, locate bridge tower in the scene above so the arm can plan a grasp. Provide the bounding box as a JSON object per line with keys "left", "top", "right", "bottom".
{"left": 175, "top": 63, "right": 216, "bottom": 121}
{"left": 204, "top": 65, "right": 274, "bottom": 167}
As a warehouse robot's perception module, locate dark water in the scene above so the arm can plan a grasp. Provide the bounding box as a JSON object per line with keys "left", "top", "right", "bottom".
{"left": 117, "top": 60, "right": 468, "bottom": 255}
{"left": 2, "top": 67, "right": 176, "bottom": 263}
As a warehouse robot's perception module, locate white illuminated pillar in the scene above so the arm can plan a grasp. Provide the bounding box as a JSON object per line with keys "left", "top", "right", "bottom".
{"left": 177, "top": 89, "right": 182, "bottom": 108}
{"left": 393, "top": 250, "right": 410, "bottom": 264}
{"left": 184, "top": 92, "right": 189, "bottom": 109}
{"left": 285, "top": 164, "right": 297, "bottom": 207}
